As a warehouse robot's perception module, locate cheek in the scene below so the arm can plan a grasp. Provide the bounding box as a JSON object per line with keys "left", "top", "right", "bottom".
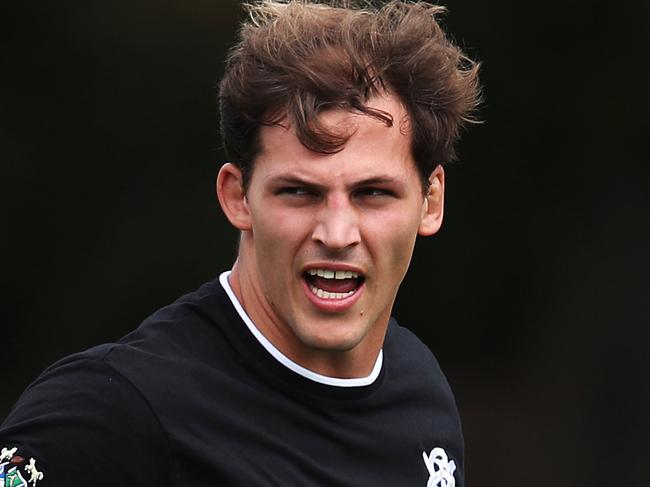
{"left": 369, "top": 211, "right": 421, "bottom": 275}
{"left": 389, "top": 230, "right": 419, "bottom": 273}
{"left": 249, "top": 219, "right": 293, "bottom": 308}
{"left": 250, "top": 210, "right": 312, "bottom": 268}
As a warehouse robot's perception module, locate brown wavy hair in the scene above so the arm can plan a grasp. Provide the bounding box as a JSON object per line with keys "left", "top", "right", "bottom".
{"left": 219, "top": 0, "right": 481, "bottom": 189}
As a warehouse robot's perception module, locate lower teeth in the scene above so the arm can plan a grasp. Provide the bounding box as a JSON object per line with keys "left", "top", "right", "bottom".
{"left": 310, "top": 286, "right": 354, "bottom": 300}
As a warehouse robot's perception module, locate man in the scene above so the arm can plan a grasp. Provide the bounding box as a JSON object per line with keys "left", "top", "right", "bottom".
{"left": 0, "top": 1, "right": 480, "bottom": 485}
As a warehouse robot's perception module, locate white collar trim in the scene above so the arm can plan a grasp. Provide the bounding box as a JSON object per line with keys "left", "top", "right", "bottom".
{"left": 219, "top": 271, "right": 383, "bottom": 388}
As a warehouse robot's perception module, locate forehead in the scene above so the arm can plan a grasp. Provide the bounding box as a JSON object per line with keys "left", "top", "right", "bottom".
{"left": 254, "top": 95, "right": 418, "bottom": 183}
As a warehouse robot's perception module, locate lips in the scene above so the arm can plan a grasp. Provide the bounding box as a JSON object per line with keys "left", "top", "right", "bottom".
{"left": 302, "top": 266, "right": 365, "bottom": 307}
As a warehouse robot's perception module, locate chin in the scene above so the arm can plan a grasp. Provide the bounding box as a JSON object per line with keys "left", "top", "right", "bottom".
{"left": 295, "top": 320, "right": 368, "bottom": 353}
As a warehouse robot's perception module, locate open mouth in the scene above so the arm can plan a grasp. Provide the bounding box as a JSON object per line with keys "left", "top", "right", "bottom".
{"left": 304, "top": 268, "right": 365, "bottom": 300}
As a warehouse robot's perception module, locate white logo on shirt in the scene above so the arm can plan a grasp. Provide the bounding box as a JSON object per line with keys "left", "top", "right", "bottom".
{"left": 25, "top": 458, "right": 45, "bottom": 486}
{"left": 422, "top": 447, "right": 456, "bottom": 487}
{"left": 0, "top": 447, "right": 17, "bottom": 462}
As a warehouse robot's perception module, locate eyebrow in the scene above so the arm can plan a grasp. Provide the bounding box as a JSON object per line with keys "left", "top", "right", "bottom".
{"left": 266, "top": 175, "right": 327, "bottom": 192}
{"left": 351, "top": 176, "right": 401, "bottom": 187}
{"left": 266, "top": 174, "right": 403, "bottom": 190}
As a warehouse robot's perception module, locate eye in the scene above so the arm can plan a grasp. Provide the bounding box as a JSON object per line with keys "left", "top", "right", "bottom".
{"left": 278, "top": 186, "right": 309, "bottom": 195}
{"left": 354, "top": 187, "right": 395, "bottom": 198}
{"left": 275, "top": 186, "right": 320, "bottom": 200}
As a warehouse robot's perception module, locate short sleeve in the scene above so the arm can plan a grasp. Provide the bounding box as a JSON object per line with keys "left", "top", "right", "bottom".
{"left": 0, "top": 356, "right": 174, "bottom": 486}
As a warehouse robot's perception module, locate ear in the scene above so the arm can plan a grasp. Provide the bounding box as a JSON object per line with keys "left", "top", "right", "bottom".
{"left": 216, "top": 163, "right": 252, "bottom": 231}
{"left": 418, "top": 164, "right": 445, "bottom": 236}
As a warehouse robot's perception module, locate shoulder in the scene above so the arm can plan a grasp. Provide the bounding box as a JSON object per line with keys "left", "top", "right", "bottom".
{"left": 383, "top": 318, "right": 460, "bottom": 414}
{"left": 97, "top": 277, "right": 239, "bottom": 393}
{"left": 113, "top": 276, "right": 228, "bottom": 353}
{"left": 0, "top": 277, "right": 230, "bottom": 486}
{"left": 0, "top": 353, "right": 173, "bottom": 486}
{"left": 384, "top": 318, "right": 447, "bottom": 376}
{"left": 383, "top": 319, "right": 465, "bottom": 486}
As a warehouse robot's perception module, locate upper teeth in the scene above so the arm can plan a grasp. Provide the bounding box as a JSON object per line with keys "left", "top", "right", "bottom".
{"left": 307, "top": 269, "right": 359, "bottom": 279}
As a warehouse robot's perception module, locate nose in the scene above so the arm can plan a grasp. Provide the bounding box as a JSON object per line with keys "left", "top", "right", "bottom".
{"left": 311, "top": 195, "right": 361, "bottom": 250}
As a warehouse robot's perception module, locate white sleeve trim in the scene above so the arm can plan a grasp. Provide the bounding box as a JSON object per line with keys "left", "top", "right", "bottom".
{"left": 219, "top": 271, "right": 383, "bottom": 388}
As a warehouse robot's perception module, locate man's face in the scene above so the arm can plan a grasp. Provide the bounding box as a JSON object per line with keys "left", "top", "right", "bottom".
{"left": 221, "top": 94, "right": 443, "bottom": 373}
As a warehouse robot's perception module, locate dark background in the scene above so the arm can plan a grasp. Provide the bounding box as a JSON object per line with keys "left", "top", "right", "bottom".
{"left": 1, "top": 1, "right": 648, "bottom": 485}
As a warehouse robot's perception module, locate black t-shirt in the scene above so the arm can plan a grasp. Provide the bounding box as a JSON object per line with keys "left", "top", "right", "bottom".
{"left": 0, "top": 274, "right": 464, "bottom": 486}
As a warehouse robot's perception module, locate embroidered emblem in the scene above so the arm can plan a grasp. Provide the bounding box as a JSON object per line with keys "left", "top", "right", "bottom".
{"left": 0, "top": 449, "right": 17, "bottom": 463}
{"left": 4, "top": 466, "right": 27, "bottom": 487}
{"left": 0, "top": 447, "right": 44, "bottom": 487}
{"left": 422, "top": 447, "right": 456, "bottom": 487}
{"left": 24, "top": 460, "right": 43, "bottom": 487}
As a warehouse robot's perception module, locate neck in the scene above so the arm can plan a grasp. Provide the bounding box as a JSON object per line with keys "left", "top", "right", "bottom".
{"left": 227, "top": 257, "right": 385, "bottom": 379}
